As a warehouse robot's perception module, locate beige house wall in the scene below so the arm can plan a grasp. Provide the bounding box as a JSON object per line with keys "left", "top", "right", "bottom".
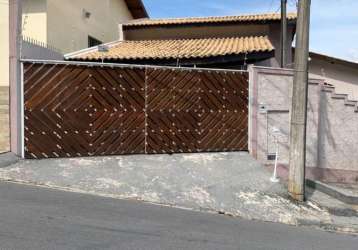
{"left": 2, "top": 0, "right": 134, "bottom": 85}
{"left": 309, "top": 57, "right": 358, "bottom": 101}
{"left": 47, "top": 0, "right": 133, "bottom": 53}
{"left": 22, "top": 0, "right": 48, "bottom": 43}
{"left": 124, "top": 24, "right": 270, "bottom": 41}
{"left": 0, "top": 0, "right": 9, "bottom": 87}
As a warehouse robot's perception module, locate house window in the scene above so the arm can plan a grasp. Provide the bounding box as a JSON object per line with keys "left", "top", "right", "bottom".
{"left": 88, "top": 36, "right": 102, "bottom": 47}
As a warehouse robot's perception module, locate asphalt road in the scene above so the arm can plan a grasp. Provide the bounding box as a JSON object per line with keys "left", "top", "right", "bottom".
{"left": 0, "top": 182, "right": 356, "bottom": 250}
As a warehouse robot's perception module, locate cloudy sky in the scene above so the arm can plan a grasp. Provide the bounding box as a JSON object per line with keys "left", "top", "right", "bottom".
{"left": 142, "top": 0, "right": 358, "bottom": 62}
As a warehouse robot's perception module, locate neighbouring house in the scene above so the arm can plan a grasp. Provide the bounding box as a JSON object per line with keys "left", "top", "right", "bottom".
{"left": 20, "top": 0, "right": 147, "bottom": 54}
{"left": 65, "top": 12, "right": 358, "bottom": 183}
{"left": 0, "top": 0, "right": 148, "bottom": 153}
{"left": 308, "top": 51, "right": 358, "bottom": 101}
{"left": 66, "top": 13, "right": 297, "bottom": 69}
{"left": 1, "top": 0, "right": 147, "bottom": 83}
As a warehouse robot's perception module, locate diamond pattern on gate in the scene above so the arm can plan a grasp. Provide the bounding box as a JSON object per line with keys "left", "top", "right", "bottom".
{"left": 146, "top": 68, "right": 248, "bottom": 153}
{"left": 24, "top": 63, "right": 145, "bottom": 158}
{"left": 24, "top": 63, "right": 248, "bottom": 159}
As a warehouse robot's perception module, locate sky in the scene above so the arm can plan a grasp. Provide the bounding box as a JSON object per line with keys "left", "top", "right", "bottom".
{"left": 142, "top": 0, "right": 358, "bottom": 62}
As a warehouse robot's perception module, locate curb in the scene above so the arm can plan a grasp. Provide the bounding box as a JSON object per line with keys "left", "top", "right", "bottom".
{"left": 1, "top": 177, "right": 357, "bottom": 236}
{"left": 297, "top": 218, "right": 358, "bottom": 235}
{"left": 306, "top": 179, "right": 358, "bottom": 205}
{"left": 0, "top": 152, "right": 20, "bottom": 168}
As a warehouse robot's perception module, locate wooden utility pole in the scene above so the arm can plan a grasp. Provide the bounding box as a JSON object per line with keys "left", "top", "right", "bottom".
{"left": 288, "top": 0, "right": 311, "bottom": 201}
{"left": 9, "top": 0, "right": 23, "bottom": 156}
{"left": 280, "top": 0, "right": 287, "bottom": 68}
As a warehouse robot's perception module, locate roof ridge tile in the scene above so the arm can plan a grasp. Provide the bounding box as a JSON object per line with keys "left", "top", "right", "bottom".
{"left": 123, "top": 12, "right": 297, "bottom": 27}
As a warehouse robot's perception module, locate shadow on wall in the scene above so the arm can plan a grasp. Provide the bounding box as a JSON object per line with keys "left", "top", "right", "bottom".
{"left": 316, "top": 90, "right": 334, "bottom": 180}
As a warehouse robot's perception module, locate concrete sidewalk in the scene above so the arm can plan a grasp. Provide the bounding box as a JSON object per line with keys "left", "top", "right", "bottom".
{"left": 0, "top": 152, "right": 355, "bottom": 233}
{"left": 0, "top": 152, "right": 19, "bottom": 168}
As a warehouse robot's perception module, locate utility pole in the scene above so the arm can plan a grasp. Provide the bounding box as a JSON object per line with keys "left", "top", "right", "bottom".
{"left": 9, "top": 0, "right": 23, "bottom": 156}
{"left": 280, "top": 0, "right": 287, "bottom": 68}
{"left": 288, "top": 0, "right": 311, "bottom": 201}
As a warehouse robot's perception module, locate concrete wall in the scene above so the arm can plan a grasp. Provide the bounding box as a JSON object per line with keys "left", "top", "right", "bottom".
{"left": 309, "top": 56, "right": 358, "bottom": 101}
{"left": 47, "top": 0, "right": 133, "bottom": 53}
{"left": 249, "top": 66, "right": 358, "bottom": 183}
{"left": 22, "top": 38, "right": 63, "bottom": 60}
{"left": 0, "top": 0, "right": 9, "bottom": 87}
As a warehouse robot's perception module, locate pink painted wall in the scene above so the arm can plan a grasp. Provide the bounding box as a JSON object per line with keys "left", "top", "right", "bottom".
{"left": 249, "top": 66, "right": 358, "bottom": 183}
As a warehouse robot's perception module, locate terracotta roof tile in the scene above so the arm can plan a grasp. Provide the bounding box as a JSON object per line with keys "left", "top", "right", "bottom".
{"left": 124, "top": 13, "right": 297, "bottom": 28}
{"left": 71, "top": 36, "right": 274, "bottom": 61}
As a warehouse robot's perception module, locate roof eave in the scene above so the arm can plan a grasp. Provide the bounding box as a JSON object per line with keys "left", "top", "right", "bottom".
{"left": 309, "top": 51, "right": 358, "bottom": 69}
{"left": 125, "top": 0, "right": 149, "bottom": 19}
{"left": 69, "top": 50, "right": 275, "bottom": 64}
{"left": 64, "top": 40, "right": 122, "bottom": 60}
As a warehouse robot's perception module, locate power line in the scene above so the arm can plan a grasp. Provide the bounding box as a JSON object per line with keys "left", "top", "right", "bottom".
{"left": 274, "top": 4, "right": 281, "bottom": 13}
{"left": 288, "top": 0, "right": 298, "bottom": 9}
{"left": 267, "top": 0, "right": 276, "bottom": 12}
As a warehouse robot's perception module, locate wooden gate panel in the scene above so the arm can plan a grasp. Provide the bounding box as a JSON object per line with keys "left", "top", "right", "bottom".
{"left": 146, "top": 68, "right": 201, "bottom": 153}
{"left": 146, "top": 111, "right": 200, "bottom": 153}
{"left": 146, "top": 68, "right": 248, "bottom": 153}
{"left": 24, "top": 62, "right": 248, "bottom": 158}
{"left": 200, "top": 112, "right": 248, "bottom": 151}
{"left": 199, "top": 71, "right": 249, "bottom": 151}
{"left": 24, "top": 63, "right": 145, "bottom": 158}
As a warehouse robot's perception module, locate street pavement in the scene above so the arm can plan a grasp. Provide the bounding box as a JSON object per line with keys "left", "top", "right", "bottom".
{"left": 0, "top": 181, "right": 356, "bottom": 250}
{"left": 0, "top": 152, "right": 332, "bottom": 226}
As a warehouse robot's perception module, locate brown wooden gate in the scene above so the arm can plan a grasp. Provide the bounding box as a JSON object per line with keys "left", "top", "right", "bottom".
{"left": 23, "top": 62, "right": 248, "bottom": 159}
